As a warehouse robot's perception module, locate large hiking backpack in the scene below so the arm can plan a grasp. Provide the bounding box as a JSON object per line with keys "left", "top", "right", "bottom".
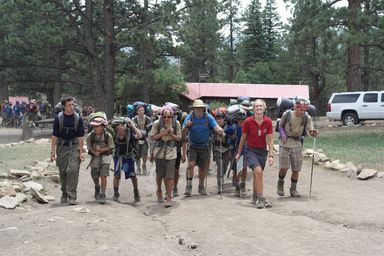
{"left": 58, "top": 111, "right": 80, "bottom": 133}
{"left": 88, "top": 111, "right": 115, "bottom": 138}
{"left": 133, "top": 101, "right": 152, "bottom": 116}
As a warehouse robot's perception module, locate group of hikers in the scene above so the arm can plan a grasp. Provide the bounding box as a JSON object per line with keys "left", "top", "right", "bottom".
{"left": 49, "top": 95, "right": 318, "bottom": 208}
{"left": 0, "top": 99, "right": 51, "bottom": 128}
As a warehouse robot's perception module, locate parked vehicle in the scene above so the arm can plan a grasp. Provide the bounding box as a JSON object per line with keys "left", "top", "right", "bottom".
{"left": 326, "top": 91, "right": 384, "bottom": 126}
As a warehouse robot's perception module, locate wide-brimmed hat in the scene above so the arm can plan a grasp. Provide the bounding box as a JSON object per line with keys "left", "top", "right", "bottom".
{"left": 192, "top": 99, "right": 207, "bottom": 108}
{"left": 239, "top": 100, "right": 253, "bottom": 110}
{"left": 90, "top": 117, "right": 107, "bottom": 126}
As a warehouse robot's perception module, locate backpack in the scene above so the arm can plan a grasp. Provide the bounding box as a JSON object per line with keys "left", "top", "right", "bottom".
{"left": 279, "top": 110, "right": 308, "bottom": 137}
{"left": 154, "top": 116, "right": 178, "bottom": 148}
{"left": 113, "top": 125, "right": 134, "bottom": 158}
{"left": 89, "top": 129, "right": 112, "bottom": 155}
{"left": 87, "top": 111, "right": 115, "bottom": 138}
{"left": 133, "top": 115, "right": 151, "bottom": 137}
{"left": 58, "top": 111, "right": 80, "bottom": 133}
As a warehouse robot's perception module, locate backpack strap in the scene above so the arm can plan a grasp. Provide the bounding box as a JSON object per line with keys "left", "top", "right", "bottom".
{"left": 58, "top": 111, "right": 79, "bottom": 133}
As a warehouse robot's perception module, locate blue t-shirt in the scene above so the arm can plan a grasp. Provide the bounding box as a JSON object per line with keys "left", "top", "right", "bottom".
{"left": 225, "top": 123, "right": 243, "bottom": 154}
{"left": 183, "top": 112, "right": 217, "bottom": 148}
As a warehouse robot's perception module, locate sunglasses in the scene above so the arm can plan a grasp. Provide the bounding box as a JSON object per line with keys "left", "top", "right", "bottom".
{"left": 162, "top": 116, "right": 173, "bottom": 119}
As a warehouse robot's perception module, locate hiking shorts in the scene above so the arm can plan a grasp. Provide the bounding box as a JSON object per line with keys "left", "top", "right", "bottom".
{"left": 155, "top": 158, "right": 176, "bottom": 179}
{"left": 113, "top": 156, "right": 136, "bottom": 179}
{"left": 188, "top": 146, "right": 210, "bottom": 169}
{"left": 91, "top": 164, "right": 110, "bottom": 179}
{"left": 279, "top": 146, "right": 303, "bottom": 171}
{"left": 245, "top": 147, "right": 267, "bottom": 170}
{"left": 135, "top": 141, "right": 148, "bottom": 158}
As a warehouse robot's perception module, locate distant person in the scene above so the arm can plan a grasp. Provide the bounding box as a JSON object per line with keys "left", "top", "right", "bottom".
{"left": 133, "top": 105, "right": 152, "bottom": 175}
{"left": 50, "top": 96, "right": 85, "bottom": 205}
{"left": 277, "top": 97, "right": 319, "bottom": 197}
{"left": 236, "top": 99, "right": 274, "bottom": 209}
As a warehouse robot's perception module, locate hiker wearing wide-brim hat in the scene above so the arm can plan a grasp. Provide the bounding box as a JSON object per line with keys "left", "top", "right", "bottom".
{"left": 277, "top": 96, "right": 319, "bottom": 198}
{"left": 90, "top": 117, "right": 108, "bottom": 126}
{"left": 239, "top": 100, "right": 253, "bottom": 111}
{"left": 189, "top": 99, "right": 207, "bottom": 109}
{"left": 182, "top": 99, "right": 224, "bottom": 197}
{"left": 86, "top": 115, "right": 115, "bottom": 204}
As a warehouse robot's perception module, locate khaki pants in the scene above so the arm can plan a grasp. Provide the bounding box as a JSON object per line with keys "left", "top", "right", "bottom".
{"left": 56, "top": 145, "right": 81, "bottom": 200}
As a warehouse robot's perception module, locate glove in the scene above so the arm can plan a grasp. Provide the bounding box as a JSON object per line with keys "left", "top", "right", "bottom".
{"left": 278, "top": 127, "right": 287, "bottom": 141}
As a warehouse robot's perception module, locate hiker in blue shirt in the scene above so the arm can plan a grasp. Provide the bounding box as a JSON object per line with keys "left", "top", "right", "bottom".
{"left": 182, "top": 99, "right": 224, "bottom": 196}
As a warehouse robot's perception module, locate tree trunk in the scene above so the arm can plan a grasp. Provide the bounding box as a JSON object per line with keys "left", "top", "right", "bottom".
{"left": 82, "top": 0, "right": 105, "bottom": 114}
{"left": 346, "top": 0, "right": 362, "bottom": 91}
{"left": 362, "top": 45, "right": 369, "bottom": 91}
{"left": 0, "top": 82, "right": 9, "bottom": 102}
{"left": 103, "top": 0, "right": 116, "bottom": 118}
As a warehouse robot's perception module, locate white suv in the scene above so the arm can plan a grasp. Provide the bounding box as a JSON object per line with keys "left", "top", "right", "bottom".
{"left": 326, "top": 91, "right": 384, "bottom": 126}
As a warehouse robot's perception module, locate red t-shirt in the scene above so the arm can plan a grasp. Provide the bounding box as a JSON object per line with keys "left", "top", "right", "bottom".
{"left": 242, "top": 115, "right": 273, "bottom": 148}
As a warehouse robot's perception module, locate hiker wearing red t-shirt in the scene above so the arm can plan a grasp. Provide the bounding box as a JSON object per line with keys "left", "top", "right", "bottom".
{"left": 236, "top": 99, "right": 274, "bottom": 209}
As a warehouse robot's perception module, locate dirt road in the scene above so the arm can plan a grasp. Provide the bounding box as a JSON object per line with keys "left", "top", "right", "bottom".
{"left": 1, "top": 141, "right": 384, "bottom": 256}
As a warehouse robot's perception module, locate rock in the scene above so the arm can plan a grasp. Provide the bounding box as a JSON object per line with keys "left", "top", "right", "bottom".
{"left": 9, "top": 169, "right": 31, "bottom": 177}
{"left": 48, "top": 216, "right": 64, "bottom": 222}
{"left": 189, "top": 243, "right": 198, "bottom": 249}
{"left": 11, "top": 184, "right": 22, "bottom": 192}
{"left": 314, "top": 153, "right": 330, "bottom": 163}
{"left": 0, "top": 170, "right": 9, "bottom": 179}
{"left": 179, "top": 238, "right": 185, "bottom": 245}
{"left": 23, "top": 181, "right": 44, "bottom": 192}
{"left": 0, "top": 187, "right": 16, "bottom": 198}
{"left": 44, "top": 195, "right": 55, "bottom": 201}
{"left": 48, "top": 175, "right": 60, "bottom": 184}
{"left": 30, "top": 187, "right": 49, "bottom": 204}
{"left": 26, "top": 138, "right": 35, "bottom": 143}
{"left": 0, "top": 193, "right": 27, "bottom": 209}
{"left": 377, "top": 172, "right": 384, "bottom": 178}
{"left": 34, "top": 138, "right": 50, "bottom": 144}
{"left": 72, "top": 207, "right": 90, "bottom": 213}
{"left": 357, "top": 168, "right": 378, "bottom": 180}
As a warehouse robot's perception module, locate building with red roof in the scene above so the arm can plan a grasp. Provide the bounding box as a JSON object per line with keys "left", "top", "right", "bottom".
{"left": 179, "top": 83, "right": 309, "bottom": 117}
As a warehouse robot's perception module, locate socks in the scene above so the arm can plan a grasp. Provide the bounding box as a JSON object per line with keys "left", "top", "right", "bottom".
{"left": 291, "top": 179, "right": 298, "bottom": 190}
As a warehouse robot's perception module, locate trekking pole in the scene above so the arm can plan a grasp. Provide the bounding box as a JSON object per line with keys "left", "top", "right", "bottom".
{"left": 219, "top": 138, "right": 223, "bottom": 199}
{"left": 309, "top": 112, "right": 318, "bottom": 195}
{"left": 309, "top": 137, "right": 316, "bottom": 195}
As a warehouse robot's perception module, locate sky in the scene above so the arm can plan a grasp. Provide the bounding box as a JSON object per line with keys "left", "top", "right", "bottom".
{"left": 239, "top": 0, "right": 293, "bottom": 24}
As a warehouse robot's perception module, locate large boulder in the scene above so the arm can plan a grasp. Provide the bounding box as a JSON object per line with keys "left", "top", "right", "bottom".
{"left": 357, "top": 168, "right": 378, "bottom": 180}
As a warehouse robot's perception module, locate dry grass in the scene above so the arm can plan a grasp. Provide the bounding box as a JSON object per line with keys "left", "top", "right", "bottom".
{"left": 303, "top": 119, "right": 384, "bottom": 171}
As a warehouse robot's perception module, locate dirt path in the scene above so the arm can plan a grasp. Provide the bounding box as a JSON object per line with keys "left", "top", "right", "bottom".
{"left": 1, "top": 145, "right": 384, "bottom": 256}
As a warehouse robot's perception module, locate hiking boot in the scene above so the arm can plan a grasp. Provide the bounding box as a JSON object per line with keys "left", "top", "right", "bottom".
{"left": 234, "top": 186, "right": 241, "bottom": 197}
{"left": 99, "top": 194, "right": 106, "bottom": 204}
{"left": 251, "top": 193, "right": 258, "bottom": 205}
{"left": 68, "top": 198, "right": 78, "bottom": 205}
{"left": 60, "top": 194, "right": 68, "bottom": 204}
{"left": 255, "top": 197, "right": 272, "bottom": 209}
{"left": 240, "top": 183, "right": 247, "bottom": 198}
{"left": 290, "top": 189, "right": 301, "bottom": 197}
{"left": 113, "top": 192, "right": 120, "bottom": 201}
{"left": 165, "top": 197, "right": 173, "bottom": 208}
{"left": 198, "top": 185, "right": 207, "bottom": 195}
{"left": 94, "top": 186, "right": 100, "bottom": 200}
{"left": 134, "top": 190, "right": 140, "bottom": 202}
{"left": 157, "top": 191, "right": 164, "bottom": 203}
{"left": 173, "top": 187, "right": 179, "bottom": 197}
{"left": 184, "top": 185, "right": 192, "bottom": 197}
{"left": 277, "top": 181, "right": 285, "bottom": 196}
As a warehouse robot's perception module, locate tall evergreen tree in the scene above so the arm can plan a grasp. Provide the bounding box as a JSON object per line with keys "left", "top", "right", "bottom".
{"left": 178, "top": 0, "right": 221, "bottom": 82}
